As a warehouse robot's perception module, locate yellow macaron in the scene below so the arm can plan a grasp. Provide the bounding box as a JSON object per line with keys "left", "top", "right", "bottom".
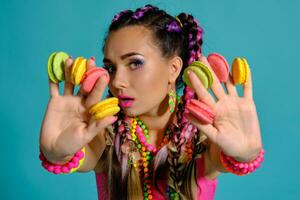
{"left": 71, "top": 57, "right": 87, "bottom": 85}
{"left": 232, "top": 57, "right": 250, "bottom": 85}
{"left": 89, "top": 97, "right": 120, "bottom": 120}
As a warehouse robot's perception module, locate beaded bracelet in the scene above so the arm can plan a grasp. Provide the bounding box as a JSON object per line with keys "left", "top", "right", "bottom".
{"left": 220, "top": 148, "right": 265, "bottom": 176}
{"left": 39, "top": 147, "right": 86, "bottom": 174}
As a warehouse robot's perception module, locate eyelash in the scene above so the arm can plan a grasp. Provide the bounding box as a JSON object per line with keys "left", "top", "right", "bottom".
{"left": 130, "top": 59, "right": 144, "bottom": 69}
{"left": 104, "top": 59, "right": 144, "bottom": 73}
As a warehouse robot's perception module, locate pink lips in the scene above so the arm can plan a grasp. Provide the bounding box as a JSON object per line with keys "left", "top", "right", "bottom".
{"left": 118, "top": 94, "right": 135, "bottom": 108}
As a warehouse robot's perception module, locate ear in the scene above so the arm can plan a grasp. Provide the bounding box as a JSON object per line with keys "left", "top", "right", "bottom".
{"left": 168, "top": 56, "right": 183, "bottom": 84}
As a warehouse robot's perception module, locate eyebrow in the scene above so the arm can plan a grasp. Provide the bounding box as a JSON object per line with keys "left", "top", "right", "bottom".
{"left": 103, "top": 52, "right": 143, "bottom": 63}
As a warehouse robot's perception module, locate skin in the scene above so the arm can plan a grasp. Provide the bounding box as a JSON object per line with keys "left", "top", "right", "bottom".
{"left": 40, "top": 24, "right": 263, "bottom": 181}
{"left": 103, "top": 25, "right": 182, "bottom": 147}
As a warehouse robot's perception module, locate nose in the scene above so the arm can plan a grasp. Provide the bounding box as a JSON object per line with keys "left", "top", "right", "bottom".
{"left": 110, "top": 68, "right": 129, "bottom": 89}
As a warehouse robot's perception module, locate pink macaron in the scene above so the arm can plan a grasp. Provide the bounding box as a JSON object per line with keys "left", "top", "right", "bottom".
{"left": 81, "top": 67, "right": 110, "bottom": 93}
{"left": 207, "top": 53, "right": 230, "bottom": 83}
{"left": 186, "top": 99, "right": 215, "bottom": 124}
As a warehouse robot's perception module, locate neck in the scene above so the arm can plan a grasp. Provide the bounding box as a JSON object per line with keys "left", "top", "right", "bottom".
{"left": 137, "top": 95, "right": 178, "bottom": 135}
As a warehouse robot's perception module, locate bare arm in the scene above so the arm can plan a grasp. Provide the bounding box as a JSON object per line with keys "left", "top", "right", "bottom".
{"left": 76, "top": 129, "right": 107, "bottom": 172}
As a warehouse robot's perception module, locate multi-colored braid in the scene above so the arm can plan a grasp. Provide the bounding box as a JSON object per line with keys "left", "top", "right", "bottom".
{"left": 166, "top": 13, "right": 205, "bottom": 199}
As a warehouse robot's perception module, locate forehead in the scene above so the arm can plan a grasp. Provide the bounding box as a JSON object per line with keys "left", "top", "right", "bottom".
{"left": 104, "top": 26, "right": 161, "bottom": 59}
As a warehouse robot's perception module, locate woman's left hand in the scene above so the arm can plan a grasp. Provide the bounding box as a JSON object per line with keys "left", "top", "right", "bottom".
{"left": 186, "top": 55, "right": 263, "bottom": 162}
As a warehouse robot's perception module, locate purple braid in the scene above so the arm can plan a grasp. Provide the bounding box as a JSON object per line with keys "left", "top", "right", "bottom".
{"left": 112, "top": 9, "right": 131, "bottom": 23}
{"left": 132, "top": 5, "right": 155, "bottom": 20}
{"left": 166, "top": 20, "right": 182, "bottom": 33}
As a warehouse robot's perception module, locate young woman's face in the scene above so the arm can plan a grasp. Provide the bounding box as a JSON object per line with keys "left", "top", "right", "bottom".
{"left": 103, "top": 25, "right": 173, "bottom": 117}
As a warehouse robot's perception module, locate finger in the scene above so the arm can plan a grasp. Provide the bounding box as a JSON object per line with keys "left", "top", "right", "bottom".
{"left": 186, "top": 113, "right": 218, "bottom": 144}
{"left": 86, "top": 115, "right": 117, "bottom": 142}
{"left": 49, "top": 78, "right": 60, "bottom": 97}
{"left": 243, "top": 67, "right": 253, "bottom": 99}
{"left": 63, "top": 57, "right": 75, "bottom": 96}
{"left": 84, "top": 74, "right": 108, "bottom": 109}
{"left": 199, "top": 55, "right": 227, "bottom": 100}
{"left": 225, "top": 73, "right": 238, "bottom": 97}
{"left": 87, "top": 56, "right": 96, "bottom": 70}
{"left": 188, "top": 70, "right": 215, "bottom": 107}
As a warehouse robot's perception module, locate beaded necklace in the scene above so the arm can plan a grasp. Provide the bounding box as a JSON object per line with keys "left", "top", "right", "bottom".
{"left": 130, "top": 116, "right": 170, "bottom": 200}
{"left": 129, "top": 95, "right": 182, "bottom": 200}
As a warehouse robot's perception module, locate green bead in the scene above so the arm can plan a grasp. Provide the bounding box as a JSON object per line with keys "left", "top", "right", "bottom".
{"left": 144, "top": 129, "right": 148, "bottom": 134}
{"left": 142, "top": 124, "right": 146, "bottom": 129}
{"left": 137, "top": 144, "right": 141, "bottom": 149}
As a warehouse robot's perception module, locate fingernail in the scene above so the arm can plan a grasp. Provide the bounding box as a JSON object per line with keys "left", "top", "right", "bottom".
{"left": 111, "top": 116, "right": 118, "bottom": 124}
{"left": 68, "top": 55, "right": 73, "bottom": 59}
{"left": 90, "top": 56, "right": 95, "bottom": 61}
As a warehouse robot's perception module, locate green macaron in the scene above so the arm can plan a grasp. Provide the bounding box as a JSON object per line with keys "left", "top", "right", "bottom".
{"left": 47, "top": 52, "right": 59, "bottom": 83}
{"left": 47, "top": 51, "right": 69, "bottom": 83}
{"left": 52, "top": 51, "right": 68, "bottom": 81}
{"left": 183, "top": 61, "right": 214, "bottom": 89}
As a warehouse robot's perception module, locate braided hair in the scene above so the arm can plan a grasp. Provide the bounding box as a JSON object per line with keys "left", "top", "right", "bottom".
{"left": 101, "top": 4, "right": 207, "bottom": 199}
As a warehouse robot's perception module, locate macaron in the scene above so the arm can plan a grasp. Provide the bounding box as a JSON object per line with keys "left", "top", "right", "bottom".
{"left": 81, "top": 67, "right": 110, "bottom": 93}
{"left": 71, "top": 57, "right": 87, "bottom": 85}
{"left": 47, "top": 52, "right": 59, "bottom": 83}
{"left": 89, "top": 97, "right": 120, "bottom": 120}
{"left": 183, "top": 61, "right": 214, "bottom": 89}
{"left": 232, "top": 57, "right": 250, "bottom": 85}
{"left": 207, "top": 53, "right": 230, "bottom": 83}
{"left": 47, "top": 51, "right": 69, "bottom": 83}
{"left": 186, "top": 99, "right": 215, "bottom": 124}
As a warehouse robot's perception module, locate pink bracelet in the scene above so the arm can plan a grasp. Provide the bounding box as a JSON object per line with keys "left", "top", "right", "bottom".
{"left": 220, "top": 148, "right": 265, "bottom": 176}
{"left": 39, "top": 147, "right": 85, "bottom": 174}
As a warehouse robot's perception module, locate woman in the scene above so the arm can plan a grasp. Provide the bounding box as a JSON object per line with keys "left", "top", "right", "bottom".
{"left": 39, "top": 4, "right": 263, "bottom": 200}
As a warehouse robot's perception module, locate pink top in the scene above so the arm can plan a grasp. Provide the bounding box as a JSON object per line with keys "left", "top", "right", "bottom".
{"left": 95, "top": 155, "right": 218, "bottom": 200}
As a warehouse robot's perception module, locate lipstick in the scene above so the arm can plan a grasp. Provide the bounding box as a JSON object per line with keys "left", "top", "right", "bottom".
{"left": 118, "top": 94, "right": 135, "bottom": 108}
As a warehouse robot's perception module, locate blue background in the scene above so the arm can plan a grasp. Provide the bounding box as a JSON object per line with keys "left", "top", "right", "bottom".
{"left": 1, "top": 0, "right": 299, "bottom": 199}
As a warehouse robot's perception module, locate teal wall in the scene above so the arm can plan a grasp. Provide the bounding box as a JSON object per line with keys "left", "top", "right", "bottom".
{"left": 1, "top": 0, "right": 299, "bottom": 199}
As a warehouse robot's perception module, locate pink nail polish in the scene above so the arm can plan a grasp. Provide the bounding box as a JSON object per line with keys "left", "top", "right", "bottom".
{"left": 90, "top": 56, "right": 95, "bottom": 61}
{"left": 111, "top": 116, "right": 118, "bottom": 124}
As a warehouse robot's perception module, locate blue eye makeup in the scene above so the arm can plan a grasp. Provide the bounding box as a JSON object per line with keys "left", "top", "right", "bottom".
{"left": 129, "top": 58, "right": 144, "bottom": 69}
{"left": 103, "top": 58, "right": 144, "bottom": 73}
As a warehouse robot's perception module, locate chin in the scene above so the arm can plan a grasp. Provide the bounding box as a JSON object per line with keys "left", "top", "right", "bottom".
{"left": 121, "top": 108, "right": 137, "bottom": 117}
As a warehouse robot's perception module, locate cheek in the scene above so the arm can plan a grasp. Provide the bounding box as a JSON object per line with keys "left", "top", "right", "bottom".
{"left": 133, "top": 67, "right": 168, "bottom": 95}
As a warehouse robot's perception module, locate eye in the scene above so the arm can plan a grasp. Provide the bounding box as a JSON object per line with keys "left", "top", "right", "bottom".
{"left": 129, "top": 59, "right": 144, "bottom": 70}
{"left": 103, "top": 65, "right": 115, "bottom": 74}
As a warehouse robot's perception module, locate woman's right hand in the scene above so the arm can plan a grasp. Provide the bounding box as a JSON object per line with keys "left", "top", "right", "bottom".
{"left": 39, "top": 57, "right": 116, "bottom": 164}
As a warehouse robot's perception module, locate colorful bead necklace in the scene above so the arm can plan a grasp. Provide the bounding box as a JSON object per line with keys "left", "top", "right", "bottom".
{"left": 129, "top": 94, "right": 181, "bottom": 200}
{"left": 130, "top": 116, "right": 171, "bottom": 200}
